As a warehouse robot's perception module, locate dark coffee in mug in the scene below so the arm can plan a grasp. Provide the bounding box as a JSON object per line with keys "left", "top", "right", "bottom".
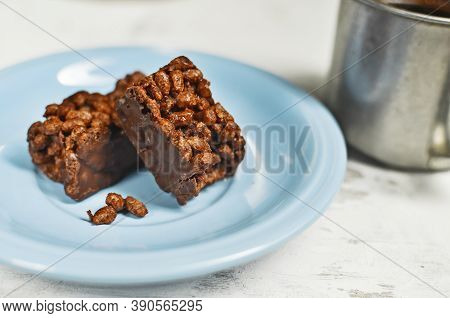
{"left": 383, "top": 0, "right": 450, "bottom": 18}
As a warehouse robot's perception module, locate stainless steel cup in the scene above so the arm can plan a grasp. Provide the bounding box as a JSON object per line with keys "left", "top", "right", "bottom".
{"left": 327, "top": 0, "right": 450, "bottom": 170}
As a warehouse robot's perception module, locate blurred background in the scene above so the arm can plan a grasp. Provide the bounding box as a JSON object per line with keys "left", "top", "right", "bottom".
{"left": 0, "top": 0, "right": 339, "bottom": 94}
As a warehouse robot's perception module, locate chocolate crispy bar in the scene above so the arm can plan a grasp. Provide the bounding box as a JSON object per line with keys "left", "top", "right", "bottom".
{"left": 27, "top": 72, "right": 145, "bottom": 200}
{"left": 117, "top": 57, "right": 245, "bottom": 204}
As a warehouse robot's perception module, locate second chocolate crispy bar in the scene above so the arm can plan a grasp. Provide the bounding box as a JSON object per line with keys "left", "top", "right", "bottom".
{"left": 117, "top": 57, "right": 246, "bottom": 204}
{"left": 27, "top": 72, "right": 145, "bottom": 200}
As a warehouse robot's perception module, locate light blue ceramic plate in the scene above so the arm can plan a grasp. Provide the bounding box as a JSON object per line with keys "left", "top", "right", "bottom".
{"left": 0, "top": 47, "right": 346, "bottom": 285}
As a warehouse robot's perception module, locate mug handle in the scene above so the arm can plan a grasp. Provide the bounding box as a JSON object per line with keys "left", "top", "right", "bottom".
{"left": 429, "top": 69, "right": 450, "bottom": 169}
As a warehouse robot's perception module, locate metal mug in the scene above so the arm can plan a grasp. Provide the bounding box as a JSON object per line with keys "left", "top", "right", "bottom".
{"left": 327, "top": 0, "right": 450, "bottom": 170}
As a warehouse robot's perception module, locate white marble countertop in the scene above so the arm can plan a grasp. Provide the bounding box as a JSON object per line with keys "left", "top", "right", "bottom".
{"left": 1, "top": 0, "right": 449, "bottom": 297}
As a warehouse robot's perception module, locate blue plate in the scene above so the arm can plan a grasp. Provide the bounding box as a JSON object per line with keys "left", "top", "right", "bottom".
{"left": 0, "top": 47, "right": 346, "bottom": 285}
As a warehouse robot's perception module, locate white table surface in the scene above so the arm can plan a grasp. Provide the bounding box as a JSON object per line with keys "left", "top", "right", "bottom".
{"left": 1, "top": 0, "right": 449, "bottom": 298}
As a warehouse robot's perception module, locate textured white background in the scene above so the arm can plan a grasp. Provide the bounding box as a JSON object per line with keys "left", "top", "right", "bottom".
{"left": 1, "top": 0, "right": 449, "bottom": 297}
